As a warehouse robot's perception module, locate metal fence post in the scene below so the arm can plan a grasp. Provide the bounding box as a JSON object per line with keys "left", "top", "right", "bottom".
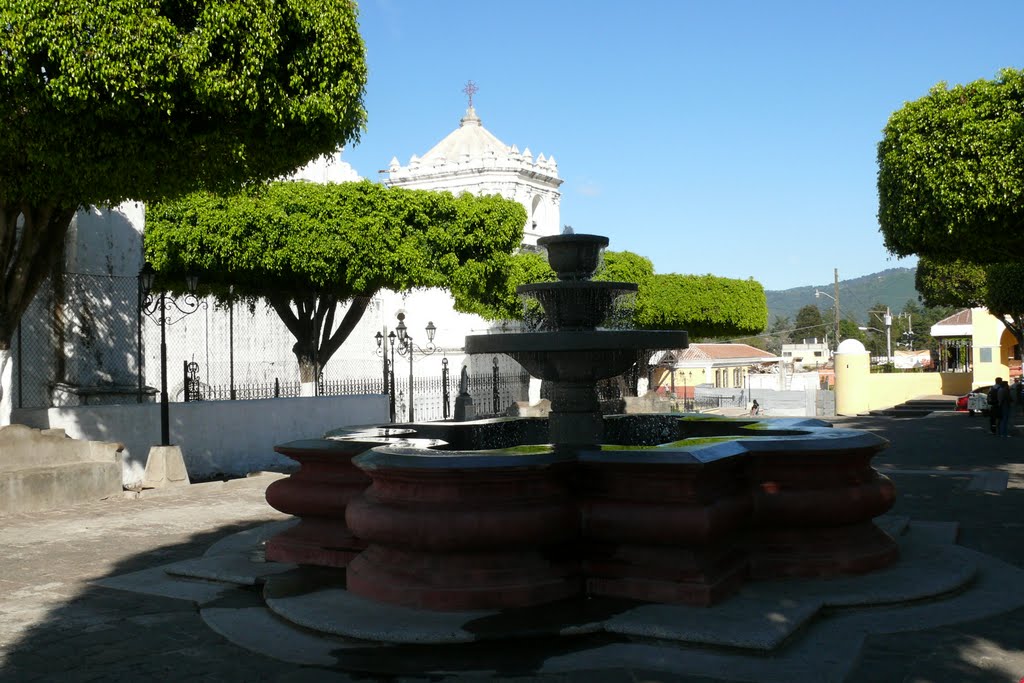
{"left": 442, "top": 357, "right": 450, "bottom": 420}
{"left": 492, "top": 356, "right": 500, "bottom": 415}
{"left": 137, "top": 273, "right": 143, "bottom": 403}
{"left": 183, "top": 360, "right": 190, "bottom": 402}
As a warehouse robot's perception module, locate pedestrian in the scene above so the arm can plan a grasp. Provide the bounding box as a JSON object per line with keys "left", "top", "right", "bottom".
{"left": 998, "top": 378, "right": 1013, "bottom": 437}
{"left": 750, "top": 399, "right": 760, "bottom": 416}
{"left": 988, "top": 379, "right": 1001, "bottom": 434}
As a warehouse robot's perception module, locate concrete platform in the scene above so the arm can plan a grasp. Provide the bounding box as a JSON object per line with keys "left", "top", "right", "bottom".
{"left": 86, "top": 514, "right": 1024, "bottom": 681}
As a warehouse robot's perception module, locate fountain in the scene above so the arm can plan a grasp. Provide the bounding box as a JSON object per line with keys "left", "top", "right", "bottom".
{"left": 466, "top": 233, "right": 688, "bottom": 449}
{"left": 266, "top": 231, "right": 898, "bottom": 617}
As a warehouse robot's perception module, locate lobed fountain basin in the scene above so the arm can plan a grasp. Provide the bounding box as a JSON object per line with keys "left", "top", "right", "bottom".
{"left": 268, "top": 414, "right": 898, "bottom": 612}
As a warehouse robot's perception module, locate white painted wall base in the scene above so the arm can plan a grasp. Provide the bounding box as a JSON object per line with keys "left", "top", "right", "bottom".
{"left": 13, "top": 394, "right": 387, "bottom": 487}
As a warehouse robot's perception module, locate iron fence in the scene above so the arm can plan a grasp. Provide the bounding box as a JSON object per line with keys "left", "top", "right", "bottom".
{"left": 12, "top": 271, "right": 530, "bottom": 420}
{"left": 13, "top": 272, "right": 142, "bottom": 408}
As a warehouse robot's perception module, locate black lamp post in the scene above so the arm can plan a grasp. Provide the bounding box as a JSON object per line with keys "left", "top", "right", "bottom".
{"left": 374, "top": 328, "right": 399, "bottom": 422}
{"left": 393, "top": 312, "right": 437, "bottom": 422}
{"left": 140, "top": 263, "right": 202, "bottom": 446}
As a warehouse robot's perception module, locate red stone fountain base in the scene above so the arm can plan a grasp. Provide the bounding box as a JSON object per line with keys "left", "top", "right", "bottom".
{"left": 275, "top": 419, "right": 898, "bottom": 611}
{"left": 264, "top": 438, "right": 381, "bottom": 567}
{"left": 347, "top": 546, "right": 580, "bottom": 611}
{"left": 345, "top": 449, "right": 580, "bottom": 611}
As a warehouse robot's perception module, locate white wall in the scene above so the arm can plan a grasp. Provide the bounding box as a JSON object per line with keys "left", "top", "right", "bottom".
{"left": 13, "top": 394, "right": 387, "bottom": 487}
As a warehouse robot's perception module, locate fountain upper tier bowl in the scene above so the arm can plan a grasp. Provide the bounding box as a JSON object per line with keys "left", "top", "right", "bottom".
{"left": 466, "top": 330, "right": 688, "bottom": 382}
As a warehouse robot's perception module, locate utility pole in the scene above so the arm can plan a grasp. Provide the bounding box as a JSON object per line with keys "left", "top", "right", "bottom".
{"left": 833, "top": 268, "right": 840, "bottom": 355}
{"left": 885, "top": 307, "right": 893, "bottom": 362}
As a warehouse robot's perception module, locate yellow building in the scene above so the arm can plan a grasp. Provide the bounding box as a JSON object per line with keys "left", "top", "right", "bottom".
{"left": 835, "top": 307, "right": 1019, "bottom": 415}
{"left": 650, "top": 344, "right": 780, "bottom": 397}
{"left": 931, "top": 307, "right": 1019, "bottom": 394}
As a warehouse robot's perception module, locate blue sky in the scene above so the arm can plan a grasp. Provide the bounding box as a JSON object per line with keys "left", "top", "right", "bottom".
{"left": 340, "top": 1, "right": 1024, "bottom": 291}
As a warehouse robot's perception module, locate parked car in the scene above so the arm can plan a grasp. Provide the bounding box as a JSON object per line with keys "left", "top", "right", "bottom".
{"left": 956, "top": 385, "right": 992, "bottom": 416}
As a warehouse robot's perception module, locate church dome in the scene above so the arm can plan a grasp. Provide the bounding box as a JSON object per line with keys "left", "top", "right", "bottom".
{"left": 419, "top": 107, "right": 510, "bottom": 163}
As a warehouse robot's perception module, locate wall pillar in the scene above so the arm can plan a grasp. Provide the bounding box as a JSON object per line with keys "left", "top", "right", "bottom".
{"left": 835, "top": 340, "right": 870, "bottom": 416}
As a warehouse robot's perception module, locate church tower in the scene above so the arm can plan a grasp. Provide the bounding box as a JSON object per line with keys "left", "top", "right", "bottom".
{"left": 385, "top": 83, "right": 562, "bottom": 246}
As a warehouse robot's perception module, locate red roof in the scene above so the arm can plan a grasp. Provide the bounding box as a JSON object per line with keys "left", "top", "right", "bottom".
{"left": 933, "top": 309, "right": 972, "bottom": 327}
{"left": 676, "top": 343, "right": 778, "bottom": 362}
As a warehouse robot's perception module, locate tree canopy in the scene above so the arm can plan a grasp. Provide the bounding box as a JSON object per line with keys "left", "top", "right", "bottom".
{"left": 877, "top": 68, "right": 1024, "bottom": 264}
{"left": 1, "top": 0, "right": 367, "bottom": 209}
{"left": 635, "top": 274, "right": 766, "bottom": 337}
{"left": 791, "top": 304, "right": 827, "bottom": 344}
{"left": 914, "top": 256, "right": 1024, "bottom": 350}
{"left": 0, "top": 0, "right": 368, "bottom": 419}
{"left": 914, "top": 257, "right": 987, "bottom": 309}
{"left": 982, "top": 263, "right": 1024, "bottom": 351}
{"left": 146, "top": 181, "right": 527, "bottom": 381}
{"left": 454, "top": 248, "right": 767, "bottom": 339}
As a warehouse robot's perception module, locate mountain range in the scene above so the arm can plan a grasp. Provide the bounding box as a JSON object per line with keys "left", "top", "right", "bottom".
{"left": 764, "top": 267, "right": 919, "bottom": 328}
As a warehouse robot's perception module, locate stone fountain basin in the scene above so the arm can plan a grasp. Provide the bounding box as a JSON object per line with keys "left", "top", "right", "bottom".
{"left": 465, "top": 329, "right": 689, "bottom": 381}
{"left": 337, "top": 416, "right": 898, "bottom": 611}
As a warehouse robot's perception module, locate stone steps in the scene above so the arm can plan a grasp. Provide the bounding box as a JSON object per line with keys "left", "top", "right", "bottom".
{"left": 864, "top": 398, "right": 956, "bottom": 418}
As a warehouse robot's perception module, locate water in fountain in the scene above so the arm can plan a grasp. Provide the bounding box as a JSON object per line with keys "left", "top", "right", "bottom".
{"left": 466, "top": 233, "right": 688, "bottom": 448}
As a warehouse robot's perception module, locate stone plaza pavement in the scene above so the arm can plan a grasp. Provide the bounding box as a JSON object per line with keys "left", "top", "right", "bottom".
{"left": 1, "top": 412, "right": 1024, "bottom": 682}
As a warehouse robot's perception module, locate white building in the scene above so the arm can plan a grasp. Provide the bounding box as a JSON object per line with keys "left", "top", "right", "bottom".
{"left": 781, "top": 341, "right": 830, "bottom": 371}
{"left": 385, "top": 105, "right": 562, "bottom": 246}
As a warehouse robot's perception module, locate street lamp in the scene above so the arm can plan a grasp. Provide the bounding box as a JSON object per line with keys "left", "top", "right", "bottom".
{"left": 374, "top": 328, "right": 398, "bottom": 422}
{"left": 139, "top": 263, "right": 202, "bottom": 447}
{"left": 814, "top": 289, "right": 841, "bottom": 354}
{"left": 393, "top": 312, "right": 437, "bottom": 422}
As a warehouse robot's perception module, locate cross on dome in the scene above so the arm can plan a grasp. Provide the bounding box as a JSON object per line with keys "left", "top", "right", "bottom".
{"left": 463, "top": 80, "right": 479, "bottom": 108}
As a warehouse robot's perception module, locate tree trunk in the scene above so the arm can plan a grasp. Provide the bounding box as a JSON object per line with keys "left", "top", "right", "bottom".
{"left": 270, "top": 295, "right": 372, "bottom": 396}
{"left": 295, "top": 344, "right": 318, "bottom": 396}
{"left": 0, "top": 203, "right": 77, "bottom": 425}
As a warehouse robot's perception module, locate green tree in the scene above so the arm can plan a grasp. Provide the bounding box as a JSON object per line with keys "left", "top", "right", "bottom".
{"left": 915, "top": 257, "right": 987, "bottom": 308}
{"left": 453, "top": 249, "right": 655, "bottom": 323}
{"left": 145, "top": 181, "right": 526, "bottom": 385}
{"left": 455, "top": 248, "right": 768, "bottom": 339}
{"left": 839, "top": 319, "right": 867, "bottom": 346}
{"left": 915, "top": 256, "right": 1024, "bottom": 352}
{"left": 791, "top": 304, "right": 827, "bottom": 344}
{"left": 984, "top": 263, "right": 1024, "bottom": 352}
{"left": 0, "top": 0, "right": 367, "bottom": 420}
{"left": 878, "top": 69, "right": 1024, "bottom": 264}
{"left": 594, "top": 251, "right": 655, "bottom": 284}
{"left": 635, "top": 275, "right": 766, "bottom": 338}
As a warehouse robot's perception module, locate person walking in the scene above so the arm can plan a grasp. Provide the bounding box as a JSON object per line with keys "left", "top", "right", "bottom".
{"left": 989, "top": 379, "right": 1002, "bottom": 434}
{"left": 998, "top": 378, "right": 1013, "bottom": 437}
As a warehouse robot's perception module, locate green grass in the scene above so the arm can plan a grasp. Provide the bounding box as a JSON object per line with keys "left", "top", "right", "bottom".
{"left": 600, "top": 436, "right": 745, "bottom": 450}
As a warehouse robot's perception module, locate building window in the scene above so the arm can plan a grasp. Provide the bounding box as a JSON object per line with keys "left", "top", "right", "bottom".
{"left": 733, "top": 368, "right": 741, "bottom": 386}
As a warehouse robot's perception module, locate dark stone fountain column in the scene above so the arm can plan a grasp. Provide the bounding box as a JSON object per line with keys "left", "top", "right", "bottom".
{"left": 548, "top": 381, "right": 604, "bottom": 449}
